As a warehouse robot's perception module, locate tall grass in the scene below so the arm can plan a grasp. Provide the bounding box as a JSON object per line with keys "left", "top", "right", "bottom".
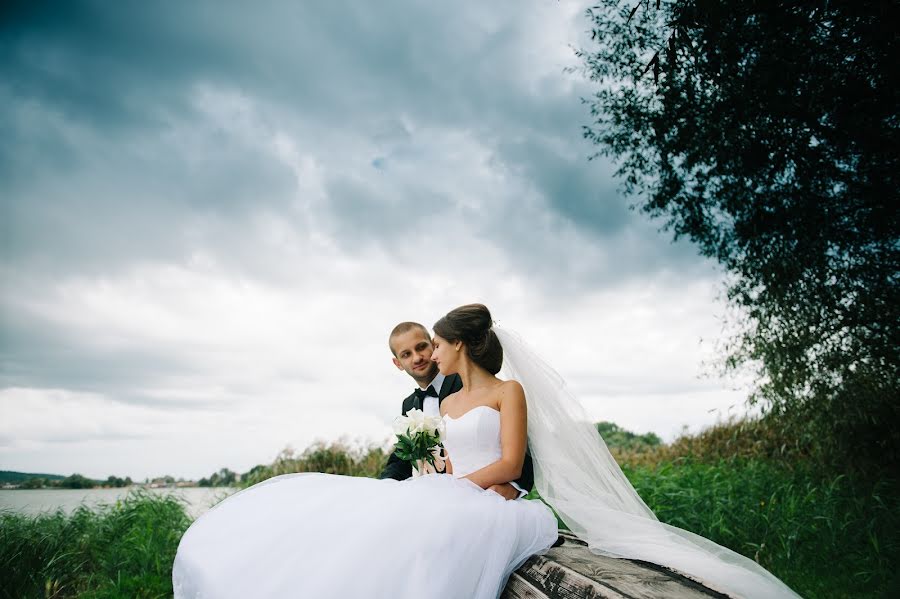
{"left": 606, "top": 417, "right": 900, "bottom": 597}
{"left": 0, "top": 491, "right": 191, "bottom": 599}
{"left": 624, "top": 460, "right": 900, "bottom": 598}
{"left": 240, "top": 441, "right": 388, "bottom": 486}
{"left": 3, "top": 423, "right": 897, "bottom": 598}
{"left": 608, "top": 415, "right": 814, "bottom": 470}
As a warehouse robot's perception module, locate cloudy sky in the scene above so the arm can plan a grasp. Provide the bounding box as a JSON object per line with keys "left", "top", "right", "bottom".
{"left": 0, "top": 1, "right": 750, "bottom": 481}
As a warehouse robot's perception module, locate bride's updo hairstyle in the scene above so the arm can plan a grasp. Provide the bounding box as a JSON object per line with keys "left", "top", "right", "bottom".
{"left": 433, "top": 303, "right": 503, "bottom": 375}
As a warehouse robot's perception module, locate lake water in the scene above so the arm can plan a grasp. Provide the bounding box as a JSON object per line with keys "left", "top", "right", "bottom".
{"left": 0, "top": 487, "right": 236, "bottom": 519}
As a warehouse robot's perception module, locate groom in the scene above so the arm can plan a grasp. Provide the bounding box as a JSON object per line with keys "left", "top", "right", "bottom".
{"left": 379, "top": 321, "right": 534, "bottom": 501}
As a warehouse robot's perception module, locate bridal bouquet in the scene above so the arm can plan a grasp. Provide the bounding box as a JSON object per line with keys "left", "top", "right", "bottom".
{"left": 392, "top": 408, "right": 447, "bottom": 476}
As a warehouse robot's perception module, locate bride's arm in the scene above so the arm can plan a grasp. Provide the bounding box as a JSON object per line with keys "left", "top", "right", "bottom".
{"left": 439, "top": 399, "right": 454, "bottom": 475}
{"left": 463, "top": 381, "right": 527, "bottom": 489}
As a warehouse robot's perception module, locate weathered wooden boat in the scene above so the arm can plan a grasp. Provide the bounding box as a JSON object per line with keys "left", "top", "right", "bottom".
{"left": 502, "top": 531, "right": 732, "bottom": 599}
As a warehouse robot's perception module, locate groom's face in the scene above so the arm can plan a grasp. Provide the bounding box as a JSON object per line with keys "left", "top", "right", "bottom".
{"left": 391, "top": 328, "right": 438, "bottom": 385}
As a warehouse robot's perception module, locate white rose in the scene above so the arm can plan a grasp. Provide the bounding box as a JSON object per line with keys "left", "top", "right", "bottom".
{"left": 392, "top": 415, "right": 411, "bottom": 436}
{"left": 406, "top": 409, "right": 425, "bottom": 434}
{"left": 424, "top": 415, "right": 444, "bottom": 437}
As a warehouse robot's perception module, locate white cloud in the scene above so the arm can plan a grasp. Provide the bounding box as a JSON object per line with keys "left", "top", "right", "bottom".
{"left": 1, "top": 252, "right": 745, "bottom": 479}
{"left": 0, "top": 1, "right": 754, "bottom": 480}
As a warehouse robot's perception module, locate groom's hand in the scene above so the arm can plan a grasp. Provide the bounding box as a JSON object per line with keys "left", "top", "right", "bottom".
{"left": 487, "top": 483, "right": 519, "bottom": 501}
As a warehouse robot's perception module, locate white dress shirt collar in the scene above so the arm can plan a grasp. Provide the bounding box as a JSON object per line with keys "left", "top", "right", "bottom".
{"left": 421, "top": 372, "right": 446, "bottom": 395}
{"left": 419, "top": 372, "right": 445, "bottom": 418}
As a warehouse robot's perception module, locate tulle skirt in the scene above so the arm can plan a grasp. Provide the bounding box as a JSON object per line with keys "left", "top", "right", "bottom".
{"left": 173, "top": 473, "right": 558, "bottom": 599}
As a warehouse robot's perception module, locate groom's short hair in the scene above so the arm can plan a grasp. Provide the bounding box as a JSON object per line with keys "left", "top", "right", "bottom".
{"left": 388, "top": 321, "right": 430, "bottom": 355}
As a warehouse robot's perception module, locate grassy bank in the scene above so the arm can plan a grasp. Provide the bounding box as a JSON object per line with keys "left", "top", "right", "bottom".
{"left": 608, "top": 418, "right": 900, "bottom": 597}
{"left": 1, "top": 492, "right": 190, "bottom": 599}
{"left": 3, "top": 427, "right": 897, "bottom": 598}
{"left": 625, "top": 460, "right": 899, "bottom": 598}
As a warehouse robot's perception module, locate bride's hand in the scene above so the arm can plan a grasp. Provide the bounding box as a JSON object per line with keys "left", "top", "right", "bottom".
{"left": 487, "top": 483, "right": 520, "bottom": 501}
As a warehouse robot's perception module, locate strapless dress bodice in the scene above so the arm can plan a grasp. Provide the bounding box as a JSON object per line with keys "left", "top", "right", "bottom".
{"left": 442, "top": 405, "right": 502, "bottom": 478}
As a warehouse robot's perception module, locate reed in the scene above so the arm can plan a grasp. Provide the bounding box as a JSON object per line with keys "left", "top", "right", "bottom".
{"left": 624, "top": 460, "right": 900, "bottom": 598}
{"left": 240, "top": 441, "right": 389, "bottom": 486}
{"left": 608, "top": 415, "right": 813, "bottom": 470}
{"left": 0, "top": 491, "right": 191, "bottom": 599}
{"left": 3, "top": 426, "right": 897, "bottom": 598}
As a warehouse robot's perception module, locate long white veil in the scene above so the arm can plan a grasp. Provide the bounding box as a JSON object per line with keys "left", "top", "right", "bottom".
{"left": 495, "top": 327, "right": 800, "bottom": 599}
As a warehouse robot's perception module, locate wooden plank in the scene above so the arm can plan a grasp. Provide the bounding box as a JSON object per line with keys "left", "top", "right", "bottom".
{"left": 502, "top": 572, "right": 552, "bottom": 599}
{"left": 504, "top": 554, "right": 628, "bottom": 599}
{"left": 550, "top": 532, "right": 732, "bottom": 599}
{"left": 501, "top": 531, "right": 734, "bottom": 599}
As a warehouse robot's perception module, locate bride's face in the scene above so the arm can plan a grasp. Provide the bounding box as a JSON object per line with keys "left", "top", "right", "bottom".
{"left": 430, "top": 334, "right": 460, "bottom": 375}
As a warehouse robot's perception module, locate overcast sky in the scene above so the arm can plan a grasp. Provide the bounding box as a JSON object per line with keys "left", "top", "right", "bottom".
{"left": 0, "top": 1, "right": 751, "bottom": 481}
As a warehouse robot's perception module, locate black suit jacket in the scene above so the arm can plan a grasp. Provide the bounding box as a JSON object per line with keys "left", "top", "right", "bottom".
{"left": 379, "top": 373, "right": 535, "bottom": 493}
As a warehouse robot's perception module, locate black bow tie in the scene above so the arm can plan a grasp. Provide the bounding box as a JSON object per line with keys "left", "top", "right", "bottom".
{"left": 414, "top": 385, "right": 438, "bottom": 400}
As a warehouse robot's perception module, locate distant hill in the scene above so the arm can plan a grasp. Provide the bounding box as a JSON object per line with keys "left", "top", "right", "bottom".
{"left": 0, "top": 470, "right": 66, "bottom": 484}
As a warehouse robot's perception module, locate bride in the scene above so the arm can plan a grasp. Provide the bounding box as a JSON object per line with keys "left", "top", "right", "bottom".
{"left": 173, "top": 304, "right": 799, "bottom": 598}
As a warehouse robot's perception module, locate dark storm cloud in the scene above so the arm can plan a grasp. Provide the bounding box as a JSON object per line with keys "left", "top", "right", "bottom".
{"left": 1, "top": 0, "right": 712, "bottom": 404}
{"left": 1, "top": 1, "right": 236, "bottom": 136}
{"left": 2, "top": 0, "right": 697, "bottom": 269}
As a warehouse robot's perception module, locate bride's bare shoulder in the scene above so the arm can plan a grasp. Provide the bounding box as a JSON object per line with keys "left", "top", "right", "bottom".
{"left": 439, "top": 391, "right": 461, "bottom": 416}
{"left": 494, "top": 379, "right": 525, "bottom": 407}
{"left": 498, "top": 379, "right": 524, "bottom": 392}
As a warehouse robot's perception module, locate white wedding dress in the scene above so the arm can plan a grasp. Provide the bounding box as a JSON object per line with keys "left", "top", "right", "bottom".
{"left": 175, "top": 327, "right": 800, "bottom": 599}
{"left": 172, "top": 405, "right": 559, "bottom": 598}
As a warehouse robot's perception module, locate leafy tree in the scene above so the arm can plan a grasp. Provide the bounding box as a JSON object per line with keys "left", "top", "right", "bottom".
{"left": 597, "top": 421, "right": 662, "bottom": 451}
{"left": 213, "top": 468, "right": 236, "bottom": 486}
{"left": 198, "top": 468, "right": 237, "bottom": 487}
{"left": 578, "top": 1, "right": 899, "bottom": 471}
{"left": 59, "top": 474, "right": 96, "bottom": 489}
{"left": 20, "top": 477, "right": 45, "bottom": 489}
{"left": 105, "top": 475, "right": 133, "bottom": 487}
{"left": 240, "top": 464, "right": 269, "bottom": 485}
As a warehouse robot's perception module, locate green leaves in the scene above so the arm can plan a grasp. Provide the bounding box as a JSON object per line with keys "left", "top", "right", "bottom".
{"left": 579, "top": 0, "right": 900, "bottom": 474}
{"left": 393, "top": 429, "right": 443, "bottom": 470}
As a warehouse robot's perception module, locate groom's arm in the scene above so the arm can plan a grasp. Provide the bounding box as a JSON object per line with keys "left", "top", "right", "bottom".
{"left": 488, "top": 440, "right": 534, "bottom": 500}
{"left": 378, "top": 396, "right": 414, "bottom": 481}
{"left": 513, "top": 452, "right": 535, "bottom": 492}
{"left": 379, "top": 448, "right": 412, "bottom": 481}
